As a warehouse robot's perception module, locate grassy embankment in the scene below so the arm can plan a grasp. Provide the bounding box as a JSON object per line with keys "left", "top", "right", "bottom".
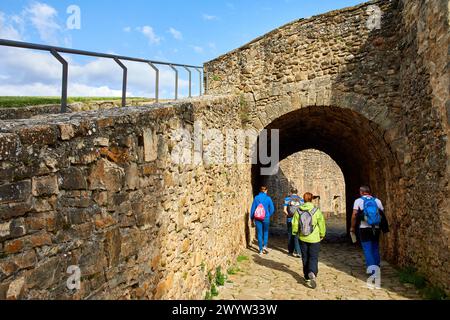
{"left": 0, "top": 96, "right": 153, "bottom": 108}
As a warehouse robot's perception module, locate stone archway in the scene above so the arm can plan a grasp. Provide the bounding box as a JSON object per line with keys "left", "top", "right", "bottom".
{"left": 251, "top": 105, "right": 404, "bottom": 262}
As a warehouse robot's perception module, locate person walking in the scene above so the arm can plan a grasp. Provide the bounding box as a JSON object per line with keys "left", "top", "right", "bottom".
{"left": 283, "top": 188, "right": 303, "bottom": 257}
{"left": 350, "top": 185, "right": 389, "bottom": 271}
{"left": 250, "top": 186, "right": 275, "bottom": 255}
{"left": 292, "top": 192, "right": 326, "bottom": 289}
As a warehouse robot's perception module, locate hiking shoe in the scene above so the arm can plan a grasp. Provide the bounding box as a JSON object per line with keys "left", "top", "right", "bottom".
{"left": 263, "top": 247, "right": 269, "bottom": 254}
{"left": 308, "top": 272, "right": 317, "bottom": 289}
{"left": 258, "top": 251, "right": 263, "bottom": 256}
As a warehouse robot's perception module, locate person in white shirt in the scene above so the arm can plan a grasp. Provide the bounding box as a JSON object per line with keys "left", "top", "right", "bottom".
{"left": 350, "top": 185, "right": 388, "bottom": 269}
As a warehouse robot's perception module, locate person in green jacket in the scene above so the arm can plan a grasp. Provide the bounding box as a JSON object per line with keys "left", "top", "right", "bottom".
{"left": 292, "top": 192, "right": 326, "bottom": 289}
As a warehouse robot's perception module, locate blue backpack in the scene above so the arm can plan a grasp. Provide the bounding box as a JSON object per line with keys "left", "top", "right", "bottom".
{"left": 362, "top": 197, "right": 381, "bottom": 226}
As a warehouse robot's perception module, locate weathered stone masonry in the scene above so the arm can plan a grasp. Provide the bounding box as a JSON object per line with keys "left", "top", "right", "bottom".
{"left": 0, "top": 0, "right": 448, "bottom": 299}
{"left": 267, "top": 150, "right": 346, "bottom": 231}
{"left": 0, "top": 96, "right": 252, "bottom": 299}
{"left": 205, "top": 0, "right": 449, "bottom": 292}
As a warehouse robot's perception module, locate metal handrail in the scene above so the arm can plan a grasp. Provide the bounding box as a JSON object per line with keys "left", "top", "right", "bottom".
{"left": 0, "top": 39, "right": 204, "bottom": 112}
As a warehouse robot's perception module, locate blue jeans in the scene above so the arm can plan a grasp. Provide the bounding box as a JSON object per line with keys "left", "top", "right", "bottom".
{"left": 360, "top": 228, "right": 381, "bottom": 268}
{"left": 255, "top": 220, "right": 270, "bottom": 252}
{"left": 287, "top": 221, "right": 300, "bottom": 254}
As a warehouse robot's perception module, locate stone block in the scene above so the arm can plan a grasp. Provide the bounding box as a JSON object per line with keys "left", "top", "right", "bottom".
{"left": 0, "top": 221, "right": 11, "bottom": 239}
{"left": 143, "top": 129, "right": 158, "bottom": 162}
{"left": 25, "top": 256, "right": 64, "bottom": 290}
{"left": 59, "top": 167, "right": 88, "bottom": 190}
{"left": 104, "top": 228, "right": 121, "bottom": 268}
{"left": 32, "top": 196, "right": 57, "bottom": 213}
{"left": 17, "top": 125, "right": 58, "bottom": 146}
{"left": 88, "top": 158, "right": 124, "bottom": 192}
{"left": 9, "top": 218, "right": 26, "bottom": 238}
{"left": 79, "top": 242, "right": 107, "bottom": 276}
{"left": 6, "top": 277, "right": 25, "bottom": 300}
{"left": 94, "top": 213, "right": 117, "bottom": 230}
{"left": 125, "top": 163, "right": 139, "bottom": 190}
{"left": 32, "top": 175, "right": 59, "bottom": 197}
{"left": 58, "top": 123, "right": 76, "bottom": 141}
{"left": 4, "top": 239, "right": 24, "bottom": 254}
{"left": 0, "top": 133, "right": 18, "bottom": 161}
{"left": 0, "top": 180, "right": 31, "bottom": 204}
{"left": 28, "top": 232, "right": 53, "bottom": 248}
{"left": 94, "top": 137, "right": 109, "bottom": 147}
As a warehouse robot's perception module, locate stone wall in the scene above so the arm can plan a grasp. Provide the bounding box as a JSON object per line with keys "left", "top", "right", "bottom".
{"left": 205, "top": 0, "right": 450, "bottom": 293}
{"left": 0, "top": 96, "right": 253, "bottom": 300}
{"left": 397, "top": 0, "right": 450, "bottom": 292}
{"left": 265, "top": 150, "right": 346, "bottom": 230}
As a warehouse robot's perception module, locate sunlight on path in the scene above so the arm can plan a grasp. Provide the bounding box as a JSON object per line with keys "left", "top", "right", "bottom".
{"left": 215, "top": 236, "right": 422, "bottom": 300}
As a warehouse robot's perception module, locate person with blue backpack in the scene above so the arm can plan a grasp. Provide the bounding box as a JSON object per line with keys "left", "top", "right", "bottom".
{"left": 283, "top": 188, "right": 304, "bottom": 257}
{"left": 250, "top": 186, "right": 275, "bottom": 255}
{"left": 350, "top": 185, "right": 389, "bottom": 270}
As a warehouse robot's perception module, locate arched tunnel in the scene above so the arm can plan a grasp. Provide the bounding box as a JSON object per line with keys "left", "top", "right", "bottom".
{"left": 251, "top": 106, "right": 403, "bottom": 254}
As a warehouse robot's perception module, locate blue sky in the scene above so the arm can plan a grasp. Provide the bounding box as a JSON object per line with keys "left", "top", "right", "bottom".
{"left": 0, "top": 0, "right": 366, "bottom": 98}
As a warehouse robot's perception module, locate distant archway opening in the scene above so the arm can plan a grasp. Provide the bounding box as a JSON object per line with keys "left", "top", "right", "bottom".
{"left": 264, "top": 149, "right": 347, "bottom": 242}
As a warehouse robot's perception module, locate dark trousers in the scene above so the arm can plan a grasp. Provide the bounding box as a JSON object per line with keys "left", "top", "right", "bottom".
{"left": 299, "top": 241, "right": 321, "bottom": 279}
{"left": 287, "top": 221, "right": 300, "bottom": 254}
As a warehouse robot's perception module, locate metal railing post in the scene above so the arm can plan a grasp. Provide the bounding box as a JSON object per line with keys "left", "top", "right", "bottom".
{"left": 148, "top": 62, "right": 159, "bottom": 103}
{"left": 183, "top": 67, "right": 192, "bottom": 98}
{"left": 169, "top": 64, "right": 178, "bottom": 100}
{"left": 50, "top": 49, "right": 68, "bottom": 113}
{"left": 204, "top": 71, "right": 208, "bottom": 95}
{"left": 195, "top": 68, "right": 203, "bottom": 96}
{"left": 114, "top": 58, "right": 127, "bottom": 107}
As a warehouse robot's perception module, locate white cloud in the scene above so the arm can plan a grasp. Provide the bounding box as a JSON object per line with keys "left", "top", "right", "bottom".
{"left": 208, "top": 42, "right": 217, "bottom": 50}
{"left": 137, "top": 26, "right": 161, "bottom": 45}
{"left": 191, "top": 46, "right": 204, "bottom": 54}
{"left": 202, "top": 14, "right": 218, "bottom": 21}
{"left": 123, "top": 26, "right": 131, "bottom": 32}
{"left": 0, "top": 7, "right": 196, "bottom": 99}
{"left": 0, "top": 82, "right": 127, "bottom": 97}
{"left": 24, "top": 2, "right": 61, "bottom": 45}
{"left": 168, "top": 27, "right": 183, "bottom": 40}
{"left": 0, "top": 45, "right": 191, "bottom": 98}
{"left": 0, "top": 12, "right": 24, "bottom": 40}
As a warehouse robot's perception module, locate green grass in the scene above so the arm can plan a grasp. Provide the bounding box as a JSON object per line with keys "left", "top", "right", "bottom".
{"left": 0, "top": 96, "right": 149, "bottom": 108}
{"left": 398, "top": 267, "right": 427, "bottom": 289}
{"left": 398, "top": 267, "right": 448, "bottom": 300}
{"left": 210, "top": 284, "right": 219, "bottom": 297}
{"left": 237, "top": 255, "right": 249, "bottom": 263}
{"left": 227, "top": 266, "right": 241, "bottom": 275}
{"left": 215, "top": 267, "right": 226, "bottom": 286}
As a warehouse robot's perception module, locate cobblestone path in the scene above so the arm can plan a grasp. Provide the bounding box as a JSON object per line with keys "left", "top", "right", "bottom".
{"left": 215, "top": 218, "right": 422, "bottom": 300}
